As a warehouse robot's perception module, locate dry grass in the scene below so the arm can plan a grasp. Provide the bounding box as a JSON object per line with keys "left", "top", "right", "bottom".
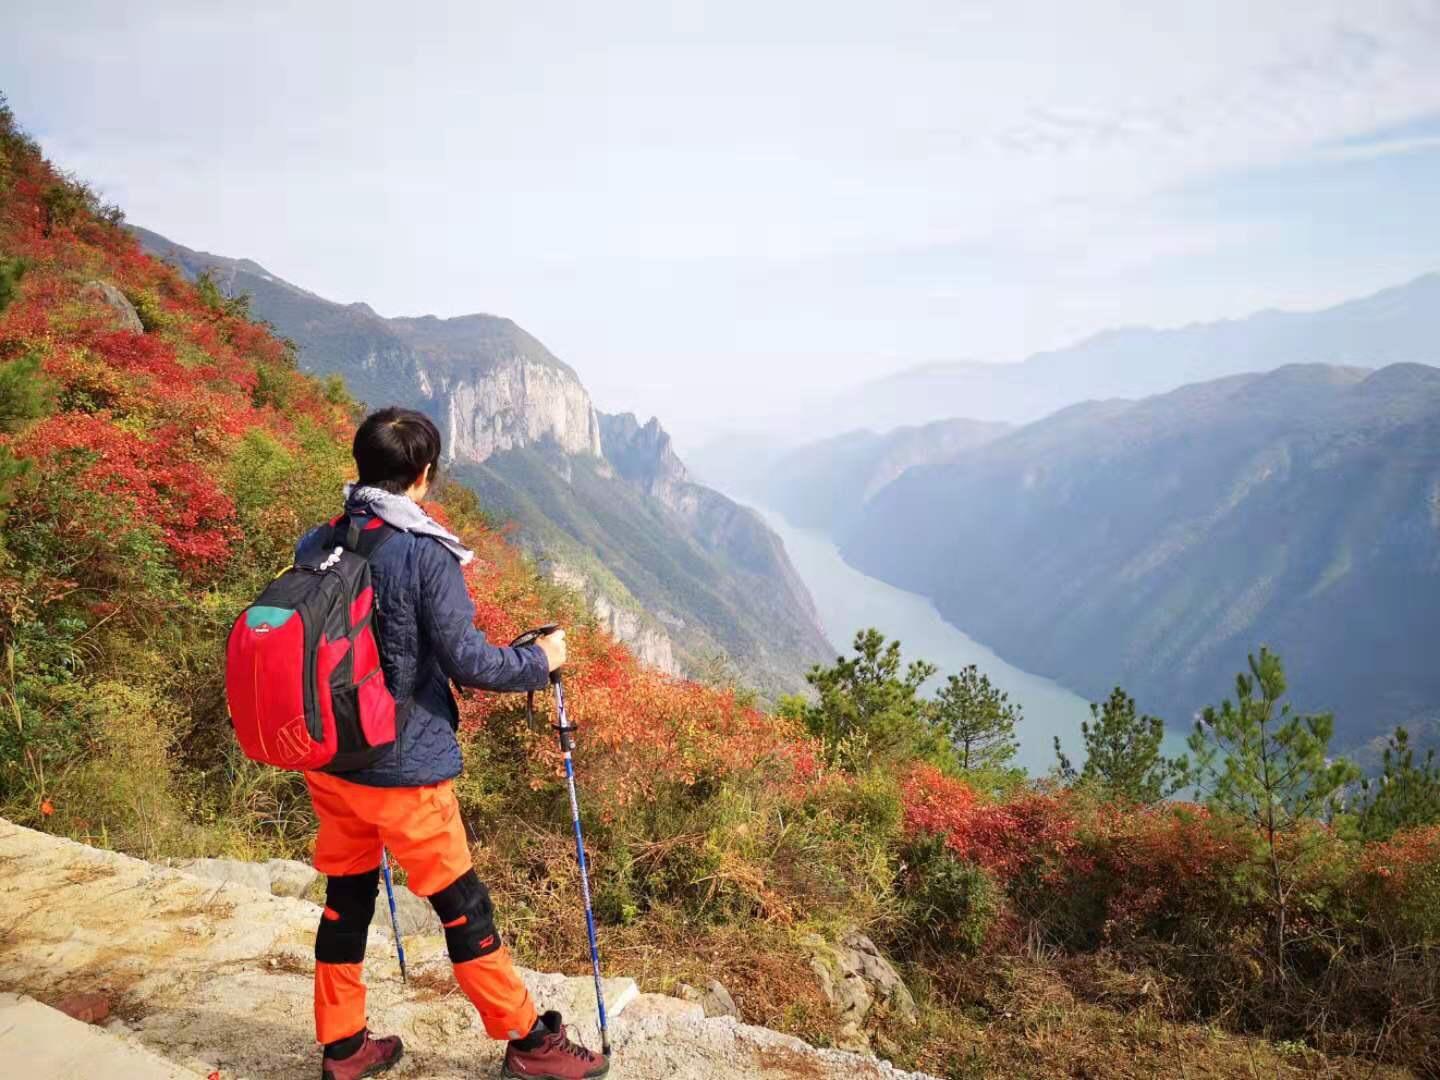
{"left": 894, "top": 954, "right": 1420, "bottom": 1080}
{"left": 471, "top": 827, "right": 1420, "bottom": 1079}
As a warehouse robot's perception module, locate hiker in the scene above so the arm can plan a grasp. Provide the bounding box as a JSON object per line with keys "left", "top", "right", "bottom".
{"left": 296, "top": 407, "right": 609, "bottom": 1080}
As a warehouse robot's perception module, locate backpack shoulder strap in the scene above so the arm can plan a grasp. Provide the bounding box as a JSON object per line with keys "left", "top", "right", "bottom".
{"left": 331, "top": 511, "right": 399, "bottom": 561}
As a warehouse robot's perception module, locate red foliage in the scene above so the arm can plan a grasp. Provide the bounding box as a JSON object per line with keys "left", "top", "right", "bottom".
{"left": 901, "top": 763, "right": 1080, "bottom": 882}
{"left": 15, "top": 413, "right": 240, "bottom": 574}
{"left": 1360, "top": 825, "right": 1440, "bottom": 893}
{"left": 0, "top": 127, "right": 353, "bottom": 586}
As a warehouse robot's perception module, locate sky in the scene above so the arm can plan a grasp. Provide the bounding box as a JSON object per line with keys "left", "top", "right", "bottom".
{"left": 5, "top": 0, "right": 1440, "bottom": 444}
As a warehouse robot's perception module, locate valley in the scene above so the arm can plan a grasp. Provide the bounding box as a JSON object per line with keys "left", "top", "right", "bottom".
{"left": 755, "top": 507, "right": 1190, "bottom": 775}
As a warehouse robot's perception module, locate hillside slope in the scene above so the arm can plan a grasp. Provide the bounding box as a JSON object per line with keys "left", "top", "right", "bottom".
{"left": 132, "top": 226, "right": 829, "bottom": 694}
{"left": 452, "top": 430, "right": 826, "bottom": 694}
{"left": 843, "top": 364, "right": 1440, "bottom": 747}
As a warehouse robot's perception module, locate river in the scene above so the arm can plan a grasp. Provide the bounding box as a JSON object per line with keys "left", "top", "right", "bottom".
{"left": 756, "top": 506, "right": 1162, "bottom": 777}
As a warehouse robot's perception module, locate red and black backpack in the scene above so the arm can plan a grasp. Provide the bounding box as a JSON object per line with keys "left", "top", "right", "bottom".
{"left": 224, "top": 514, "right": 401, "bottom": 773}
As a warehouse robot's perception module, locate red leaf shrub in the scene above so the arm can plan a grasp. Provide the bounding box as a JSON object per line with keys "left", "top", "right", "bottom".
{"left": 16, "top": 413, "right": 240, "bottom": 576}
{"left": 901, "top": 763, "right": 1080, "bottom": 882}
{"left": 1356, "top": 825, "right": 1440, "bottom": 945}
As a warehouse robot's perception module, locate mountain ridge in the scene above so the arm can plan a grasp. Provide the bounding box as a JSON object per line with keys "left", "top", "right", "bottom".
{"left": 691, "top": 271, "right": 1440, "bottom": 468}
{"left": 133, "top": 225, "right": 830, "bottom": 694}
{"left": 839, "top": 362, "right": 1440, "bottom": 748}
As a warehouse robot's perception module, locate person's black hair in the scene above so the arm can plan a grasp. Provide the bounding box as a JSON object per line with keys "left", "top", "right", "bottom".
{"left": 353, "top": 407, "right": 442, "bottom": 495}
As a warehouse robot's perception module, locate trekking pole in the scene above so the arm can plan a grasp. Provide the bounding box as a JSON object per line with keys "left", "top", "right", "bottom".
{"left": 380, "top": 847, "right": 408, "bottom": 983}
{"left": 552, "top": 672, "right": 611, "bottom": 1059}
{"left": 510, "top": 623, "right": 610, "bottom": 1059}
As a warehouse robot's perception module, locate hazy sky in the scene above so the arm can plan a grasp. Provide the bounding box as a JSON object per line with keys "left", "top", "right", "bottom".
{"left": 6, "top": 1, "right": 1440, "bottom": 442}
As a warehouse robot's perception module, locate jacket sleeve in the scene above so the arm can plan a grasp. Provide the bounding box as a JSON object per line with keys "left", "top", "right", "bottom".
{"left": 416, "top": 538, "right": 551, "bottom": 692}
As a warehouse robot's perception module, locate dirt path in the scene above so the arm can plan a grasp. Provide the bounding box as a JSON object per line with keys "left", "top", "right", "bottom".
{"left": 0, "top": 819, "right": 932, "bottom": 1079}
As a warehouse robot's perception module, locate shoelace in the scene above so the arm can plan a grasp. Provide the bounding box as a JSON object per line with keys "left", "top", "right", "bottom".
{"left": 549, "top": 1030, "right": 595, "bottom": 1060}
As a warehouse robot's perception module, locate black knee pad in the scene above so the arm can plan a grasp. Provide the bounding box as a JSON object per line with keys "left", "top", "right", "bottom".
{"left": 429, "top": 869, "right": 502, "bottom": 962}
{"left": 315, "top": 867, "right": 379, "bottom": 965}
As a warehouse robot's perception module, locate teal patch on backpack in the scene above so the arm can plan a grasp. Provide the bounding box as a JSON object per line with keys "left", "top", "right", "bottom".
{"left": 245, "top": 605, "right": 295, "bottom": 630}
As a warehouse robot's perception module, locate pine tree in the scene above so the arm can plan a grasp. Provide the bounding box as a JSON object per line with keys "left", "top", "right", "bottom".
{"left": 801, "top": 629, "right": 942, "bottom": 766}
{"left": 1188, "top": 647, "right": 1360, "bottom": 964}
{"left": 0, "top": 352, "right": 56, "bottom": 433}
{"left": 935, "top": 664, "right": 1020, "bottom": 771}
{"left": 0, "top": 256, "right": 24, "bottom": 315}
{"left": 0, "top": 348, "right": 55, "bottom": 521}
{"left": 1055, "top": 686, "right": 1186, "bottom": 802}
{"left": 1356, "top": 727, "right": 1440, "bottom": 842}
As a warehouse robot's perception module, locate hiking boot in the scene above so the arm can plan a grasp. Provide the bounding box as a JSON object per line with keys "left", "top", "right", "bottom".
{"left": 320, "top": 1029, "right": 403, "bottom": 1080}
{"left": 501, "top": 1011, "right": 609, "bottom": 1079}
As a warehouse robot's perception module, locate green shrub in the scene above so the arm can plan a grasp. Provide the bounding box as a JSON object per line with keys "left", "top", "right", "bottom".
{"left": 0, "top": 255, "right": 24, "bottom": 314}
{"left": 321, "top": 373, "right": 352, "bottom": 407}
{"left": 251, "top": 363, "right": 292, "bottom": 410}
{"left": 0, "top": 352, "right": 56, "bottom": 433}
{"left": 126, "top": 287, "right": 172, "bottom": 333}
{"left": 899, "top": 832, "right": 1000, "bottom": 953}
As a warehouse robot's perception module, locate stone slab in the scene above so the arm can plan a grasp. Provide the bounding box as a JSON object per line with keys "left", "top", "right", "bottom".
{"left": 0, "top": 993, "right": 202, "bottom": 1079}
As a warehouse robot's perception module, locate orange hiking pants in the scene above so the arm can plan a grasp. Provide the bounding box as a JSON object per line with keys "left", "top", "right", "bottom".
{"left": 306, "top": 772, "right": 538, "bottom": 1044}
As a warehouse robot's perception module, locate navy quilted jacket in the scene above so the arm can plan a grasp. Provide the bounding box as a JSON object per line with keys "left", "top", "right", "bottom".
{"left": 296, "top": 506, "right": 550, "bottom": 788}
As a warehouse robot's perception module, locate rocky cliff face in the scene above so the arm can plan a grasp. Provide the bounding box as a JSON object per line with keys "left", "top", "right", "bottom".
{"left": 598, "top": 412, "right": 690, "bottom": 505}
{"left": 549, "top": 561, "right": 680, "bottom": 674}
{"left": 433, "top": 357, "right": 602, "bottom": 463}
{"left": 600, "top": 411, "right": 825, "bottom": 631}
{"left": 134, "top": 224, "right": 602, "bottom": 466}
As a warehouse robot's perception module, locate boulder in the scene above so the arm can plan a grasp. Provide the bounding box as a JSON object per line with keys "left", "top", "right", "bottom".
{"left": 265, "top": 858, "right": 320, "bottom": 899}
{"left": 170, "top": 857, "right": 273, "bottom": 895}
{"left": 801, "top": 929, "right": 919, "bottom": 1053}
{"left": 838, "top": 931, "right": 918, "bottom": 1024}
{"left": 676, "top": 979, "right": 742, "bottom": 1020}
{"left": 80, "top": 280, "right": 143, "bottom": 333}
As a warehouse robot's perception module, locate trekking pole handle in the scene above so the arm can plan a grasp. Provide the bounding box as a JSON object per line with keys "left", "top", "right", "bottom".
{"left": 508, "top": 623, "right": 561, "bottom": 650}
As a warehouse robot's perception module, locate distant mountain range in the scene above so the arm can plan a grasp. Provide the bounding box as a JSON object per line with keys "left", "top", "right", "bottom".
{"left": 691, "top": 273, "right": 1440, "bottom": 481}
{"left": 133, "top": 226, "right": 830, "bottom": 695}
{"left": 838, "top": 363, "right": 1440, "bottom": 748}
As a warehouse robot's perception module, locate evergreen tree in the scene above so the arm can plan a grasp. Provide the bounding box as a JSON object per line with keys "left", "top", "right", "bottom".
{"left": 935, "top": 664, "right": 1020, "bottom": 771}
{"left": 0, "top": 349, "right": 54, "bottom": 522}
{"left": 0, "top": 352, "right": 55, "bottom": 433}
{"left": 0, "top": 256, "right": 24, "bottom": 315}
{"left": 1055, "top": 686, "right": 1186, "bottom": 802}
{"left": 1356, "top": 727, "right": 1440, "bottom": 842}
{"left": 1188, "top": 647, "right": 1360, "bottom": 963}
{"left": 801, "top": 628, "right": 942, "bottom": 767}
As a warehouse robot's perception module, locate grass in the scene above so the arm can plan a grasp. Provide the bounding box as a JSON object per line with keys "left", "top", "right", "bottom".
{"left": 465, "top": 823, "right": 1423, "bottom": 1079}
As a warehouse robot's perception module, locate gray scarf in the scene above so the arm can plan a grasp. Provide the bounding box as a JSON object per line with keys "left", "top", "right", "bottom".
{"left": 342, "top": 483, "right": 475, "bottom": 565}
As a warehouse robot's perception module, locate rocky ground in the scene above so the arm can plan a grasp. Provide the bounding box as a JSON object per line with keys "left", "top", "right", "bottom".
{"left": 0, "top": 818, "right": 934, "bottom": 1079}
